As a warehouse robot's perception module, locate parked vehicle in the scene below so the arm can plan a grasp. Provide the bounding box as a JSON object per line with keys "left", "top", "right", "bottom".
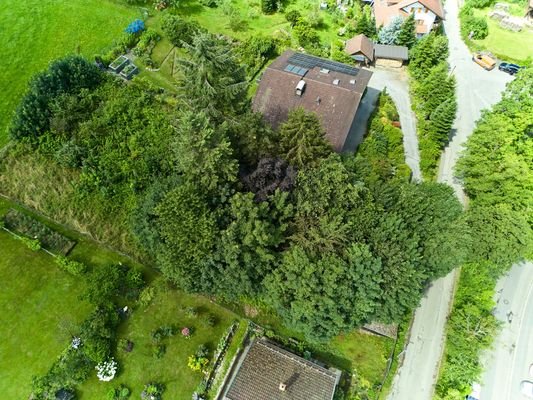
{"left": 472, "top": 52, "right": 496, "bottom": 70}
{"left": 521, "top": 381, "right": 533, "bottom": 398}
{"left": 499, "top": 62, "right": 523, "bottom": 75}
{"left": 466, "top": 383, "right": 481, "bottom": 400}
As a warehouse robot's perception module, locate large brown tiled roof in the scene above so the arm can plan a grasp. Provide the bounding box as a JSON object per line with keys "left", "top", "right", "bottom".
{"left": 252, "top": 50, "right": 373, "bottom": 152}
{"left": 345, "top": 34, "right": 375, "bottom": 61}
{"left": 225, "top": 339, "right": 338, "bottom": 400}
{"left": 373, "top": 0, "right": 444, "bottom": 28}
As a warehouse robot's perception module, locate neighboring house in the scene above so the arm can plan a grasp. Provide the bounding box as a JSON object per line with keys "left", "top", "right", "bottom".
{"left": 344, "top": 34, "right": 409, "bottom": 67}
{"left": 223, "top": 339, "right": 341, "bottom": 400}
{"left": 373, "top": 0, "right": 445, "bottom": 37}
{"left": 253, "top": 50, "right": 373, "bottom": 152}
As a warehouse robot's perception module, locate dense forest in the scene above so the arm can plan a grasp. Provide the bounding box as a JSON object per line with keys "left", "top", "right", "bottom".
{"left": 1, "top": 32, "right": 470, "bottom": 341}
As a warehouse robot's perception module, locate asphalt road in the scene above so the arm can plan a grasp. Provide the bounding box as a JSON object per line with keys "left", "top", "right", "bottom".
{"left": 387, "top": 0, "right": 513, "bottom": 398}
{"left": 343, "top": 67, "right": 422, "bottom": 182}
{"left": 479, "top": 262, "right": 533, "bottom": 400}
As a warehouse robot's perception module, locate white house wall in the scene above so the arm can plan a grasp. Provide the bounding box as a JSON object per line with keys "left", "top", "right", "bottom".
{"left": 401, "top": 2, "right": 437, "bottom": 32}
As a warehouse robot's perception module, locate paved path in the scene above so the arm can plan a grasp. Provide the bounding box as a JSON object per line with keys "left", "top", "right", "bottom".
{"left": 479, "top": 262, "right": 533, "bottom": 400}
{"left": 344, "top": 67, "right": 422, "bottom": 182}
{"left": 387, "top": 0, "right": 512, "bottom": 398}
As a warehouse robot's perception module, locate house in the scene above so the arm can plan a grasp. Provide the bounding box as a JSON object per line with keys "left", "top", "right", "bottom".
{"left": 373, "top": 0, "right": 445, "bottom": 37}
{"left": 344, "top": 34, "right": 409, "bottom": 67}
{"left": 223, "top": 339, "right": 340, "bottom": 400}
{"left": 253, "top": 50, "right": 373, "bottom": 152}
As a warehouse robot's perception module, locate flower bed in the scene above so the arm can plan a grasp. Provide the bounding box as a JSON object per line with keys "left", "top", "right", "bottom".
{"left": 192, "top": 322, "right": 239, "bottom": 399}
{"left": 3, "top": 208, "right": 76, "bottom": 255}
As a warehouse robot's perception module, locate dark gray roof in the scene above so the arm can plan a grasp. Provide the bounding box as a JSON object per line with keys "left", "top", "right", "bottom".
{"left": 225, "top": 339, "right": 338, "bottom": 400}
{"left": 374, "top": 44, "right": 409, "bottom": 60}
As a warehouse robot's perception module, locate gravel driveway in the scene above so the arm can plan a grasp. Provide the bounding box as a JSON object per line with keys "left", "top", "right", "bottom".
{"left": 343, "top": 66, "right": 422, "bottom": 181}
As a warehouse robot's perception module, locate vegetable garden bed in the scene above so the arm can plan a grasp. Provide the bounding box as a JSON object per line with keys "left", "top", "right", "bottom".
{"left": 3, "top": 208, "right": 76, "bottom": 255}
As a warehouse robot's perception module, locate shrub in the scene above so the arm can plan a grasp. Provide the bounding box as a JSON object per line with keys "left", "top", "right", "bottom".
{"left": 306, "top": 11, "right": 323, "bottom": 28}
{"left": 293, "top": 20, "right": 321, "bottom": 48}
{"left": 285, "top": 9, "right": 301, "bottom": 26}
{"left": 261, "top": 0, "right": 277, "bottom": 14}
{"left": 141, "top": 383, "right": 164, "bottom": 400}
{"left": 132, "top": 29, "right": 160, "bottom": 57}
{"left": 9, "top": 57, "right": 103, "bottom": 141}
{"left": 199, "top": 0, "right": 219, "bottom": 7}
{"left": 236, "top": 35, "right": 278, "bottom": 76}
{"left": 185, "top": 306, "right": 198, "bottom": 318}
{"left": 203, "top": 314, "right": 216, "bottom": 327}
{"left": 125, "top": 19, "right": 145, "bottom": 34}
{"left": 55, "top": 256, "right": 87, "bottom": 276}
{"left": 96, "top": 358, "right": 118, "bottom": 382}
{"left": 188, "top": 346, "right": 209, "bottom": 372}
{"left": 138, "top": 285, "right": 156, "bottom": 307}
{"left": 153, "top": 344, "right": 166, "bottom": 359}
{"left": 161, "top": 14, "right": 200, "bottom": 47}
{"left": 20, "top": 236, "right": 41, "bottom": 251}
{"left": 461, "top": 13, "right": 488, "bottom": 40}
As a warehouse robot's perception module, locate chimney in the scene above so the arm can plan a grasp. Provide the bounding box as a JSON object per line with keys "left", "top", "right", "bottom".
{"left": 316, "top": 96, "right": 321, "bottom": 105}
{"left": 295, "top": 80, "right": 306, "bottom": 96}
{"left": 279, "top": 382, "right": 287, "bottom": 392}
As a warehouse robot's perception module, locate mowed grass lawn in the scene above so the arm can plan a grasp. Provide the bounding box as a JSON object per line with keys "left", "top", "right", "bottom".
{"left": 0, "top": 0, "right": 138, "bottom": 147}
{"left": 79, "top": 288, "right": 238, "bottom": 399}
{"left": 472, "top": 8, "right": 533, "bottom": 63}
{"left": 0, "top": 230, "right": 92, "bottom": 398}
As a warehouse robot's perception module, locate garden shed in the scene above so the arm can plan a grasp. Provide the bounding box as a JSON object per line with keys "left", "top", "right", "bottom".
{"left": 374, "top": 44, "right": 409, "bottom": 67}
{"left": 345, "top": 34, "right": 375, "bottom": 65}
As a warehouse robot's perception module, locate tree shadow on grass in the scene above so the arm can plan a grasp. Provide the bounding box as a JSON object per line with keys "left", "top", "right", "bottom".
{"left": 177, "top": 0, "right": 204, "bottom": 16}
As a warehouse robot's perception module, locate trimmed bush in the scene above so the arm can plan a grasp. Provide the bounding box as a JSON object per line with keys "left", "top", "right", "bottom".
{"left": 55, "top": 256, "right": 87, "bottom": 276}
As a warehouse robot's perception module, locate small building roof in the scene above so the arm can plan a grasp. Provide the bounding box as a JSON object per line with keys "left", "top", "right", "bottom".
{"left": 224, "top": 339, "right": 338, "bottom": 400}
{"left": 374, "top": 43, "right": 409, "bottom": 60}
{"left": 345, "top": 34, "right": 375, "bottom": 61}
{"left": 253, "top": 50, "right": 373, "bottom": 152}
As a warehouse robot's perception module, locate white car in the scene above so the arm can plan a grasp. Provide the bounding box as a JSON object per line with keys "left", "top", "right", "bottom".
{"left": 521, "top": 381, "right": 533, "bottom": 398}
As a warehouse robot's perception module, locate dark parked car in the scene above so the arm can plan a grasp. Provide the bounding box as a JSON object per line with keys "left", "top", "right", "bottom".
{"left": 498, "top": 62, "right": 523, "bottom": 75}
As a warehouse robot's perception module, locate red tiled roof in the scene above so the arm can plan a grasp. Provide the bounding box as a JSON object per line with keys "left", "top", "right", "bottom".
{"left": 252, "top": 50, "right": 372, "bottom": 152}
{"left": 373, "top": 0, "right": 444, "bottom": 28}
{"left": 225, "top": 339, "right": 338, "bottom": 400}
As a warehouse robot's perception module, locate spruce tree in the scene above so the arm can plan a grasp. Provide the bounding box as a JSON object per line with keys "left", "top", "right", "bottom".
{"left": 378, "top": 16, "right": 403, "bottom": 45}
{"left": 430, "top": 97, "right": 457, "bottom": 145}
{"left": 278, "top": 107, "right": 333, "bottom": 169}
{"left": 396, "top": 14, "right": 416, "bottom": 48}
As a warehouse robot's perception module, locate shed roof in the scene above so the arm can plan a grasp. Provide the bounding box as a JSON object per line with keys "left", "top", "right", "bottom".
{"left": 345, "top": 34, "right": 375, "bottom": 61}
{"left": 374, "top": 43, "right": 409, "bottom": 60}
{"left": 224, "top": 339, "right": 338, "bottom": 400}
{"left": 252, "top": 50, "right": 373, "bottom": 152}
